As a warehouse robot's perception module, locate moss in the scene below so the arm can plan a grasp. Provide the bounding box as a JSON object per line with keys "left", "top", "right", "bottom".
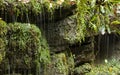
{"left": 3, "top": 23, "right": 51, "bottom": 70}
{"left": 0, "top": 19, "right": 7, "bottom": 37}
{"left": 46, "top": 53, "right": 68, "bottom": 75}
{"left": 110, "top": 20, "right": 120, "bottom": 34}
{"left": 0, "top": 22, "right": 51, "bottom": 74}
{"left": 0, "top": 19, "right": 7, "bottom": 64}
{"left": 74, "top": 63, "right": 92, "bottom": 75}
{"left": 53, "top": 53, "right": 68, "bottom": 75}
{"left": 86, "top": 59, "right": 120, "bottom": 75}
{"left": 6, "top": 23, "right": 40, "bottom": 68}
{"left": 0, "top": 0, "right": 75, "bottom": 17}
{"left": 0, "top": 38, "right": 6, "bottom": 63}
{"left": 111, "top": 20, "right": 120, "bottom": 25}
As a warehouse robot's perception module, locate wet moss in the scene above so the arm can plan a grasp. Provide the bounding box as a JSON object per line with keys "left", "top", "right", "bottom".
{"left": 0, "top": 22, "right": 50, "bottom": 71}
{"left": 5, "top": 23, "right": 41, "bottom": 68}
{"left": 0, "top": 19, "right": 7, "bottom": 63}
{"left": 0, "top": 38, "right": 6, "bottom": 63}
{"left": 0, "top": 19, "right": 7, "bottom": 37}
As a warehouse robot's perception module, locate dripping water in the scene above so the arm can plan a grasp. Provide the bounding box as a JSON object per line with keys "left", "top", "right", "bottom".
{"left": 97, "top": 34, "right": 101, "bottom": 63}
{"left": 7, "top": 61, "right": 10, "bottom": 75}
{"left": 106, "top": 34, "right": 109, "bottom": 59}
{"left": 26, "top": 13, "right": 30, "bottom": 25}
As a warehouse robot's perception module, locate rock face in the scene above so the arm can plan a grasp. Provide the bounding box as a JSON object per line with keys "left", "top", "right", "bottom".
{"left": 43, "top": 15, "right": 95, "bottom": 67}
{"left": 44, "top": 15, "right": 77, "bottom": 52}
{"left": 69, "top": 37, "right": 95, "bottom": 66}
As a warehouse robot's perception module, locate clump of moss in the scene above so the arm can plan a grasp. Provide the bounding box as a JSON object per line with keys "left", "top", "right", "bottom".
{"left": 0, "top": 38, "right": 6, "bottom": 63}
{"left": 110, "top": 20, "right": 120, "bottom": 34}
{"left": 86, "top": 59, "right": 120, "bottom": 75}
{"left": 6, "top": 23, "right": 41, "bottom": 68}
{"left": 0, "top": 19, "right": 7, "bottom": 37}
{"left": 46, "top": 53, "right": 68, "bottom": 75}
{"left": 0, "top": 19, "right": 7, "bottom": 64}
{"left": 111, "top": 20, "right": 120, "bottom": 25}
{"left": 74, "top": 63, "right": 92, "bottom": 75}
{"left": 5, "top": 23, "right": 50, "bottom": 69}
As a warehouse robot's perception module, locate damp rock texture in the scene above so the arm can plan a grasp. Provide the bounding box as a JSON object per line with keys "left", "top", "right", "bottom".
{"left": 69, "top": 37, "right": 95, "bottom": 66}
{"left": 44, "top": 15, "right": 78, "bottom": 52}
{"left": 44, "top": 15, "right": 95, "bottom": 68}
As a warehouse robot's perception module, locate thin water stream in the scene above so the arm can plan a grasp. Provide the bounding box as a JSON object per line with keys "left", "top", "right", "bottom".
{"left": 95, "top": 33, "right": 120, "bottom": 64}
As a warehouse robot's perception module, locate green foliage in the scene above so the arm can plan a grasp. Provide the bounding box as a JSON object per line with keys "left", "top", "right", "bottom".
{"left": 29, "top": 0, "right": 42, "bottom": 14}
{"left": 110, "top": 0, "right": 120, "bottom": 3}
{"left": 110, "top": 20, "right": 120, "bottom": 34}
{"left": 76, "top": 0, "right": 88, "bottom": 42}
{"left": 75, "top": 0, "right": 113, "bottom": 42}
{"left": 86, "top": 59, "right": 120, "bottom": 75}
{"left": 0, "top": 0, "right": 75, "bottom": 17}
{"left": 111, "top": 20, "right": 120, "bottom": 25}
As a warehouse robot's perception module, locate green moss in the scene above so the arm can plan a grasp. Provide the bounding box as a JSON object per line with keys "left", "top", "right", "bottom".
{"left": 0, "top": 19, "right": 7, "bottom": 64}
{"left": 5, "top": 23, "right": 50, "bottom": 70}
{"left": 51, "top": 53, "right": 68, "bottom": 75}
{"left": 0, "top": 19, "right": 7, "bottom": 37}
{"left": 6, "top": 23, "right": 40, "bottom": 68}
{"left": 110, "top": 20, "right": 120, "bottom": 34}
{"left": 0, "top": 38, "right": 6, "bottom": 63}
{"left": 86, "top": 59, "right": 120, "bottom": 75}
{"left": 111, "top": 20, "right": 120, "bottom": 25}
{"left": 74, "top": 63, "right": 92, "bottom": 75}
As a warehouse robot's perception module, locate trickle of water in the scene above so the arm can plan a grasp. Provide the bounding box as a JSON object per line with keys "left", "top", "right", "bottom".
{"left": 7, "top": 61, "right": 10, "bottom": 75}
{"left": 106, "top": 34, "right": 109, "bottom": 59}
{"left": 26, "top": 13, "right": 30, "bottom": 25}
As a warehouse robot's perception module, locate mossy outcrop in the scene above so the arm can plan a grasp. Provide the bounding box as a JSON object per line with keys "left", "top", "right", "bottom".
{"left": 6, "top": 23, "right": 41, "bottom": 69}
{"left": 46, "top": 53, "right": 74, "bottom": 75}
{"left": 0, "top": 22, "right": 51, "bottom": 75}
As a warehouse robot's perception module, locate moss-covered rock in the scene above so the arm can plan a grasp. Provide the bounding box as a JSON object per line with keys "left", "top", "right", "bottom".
{"left": 0, "top": 22, "right": 51, "bottom": 75}
{"left": 6, "top": 23, "right": 41, "bottom": 68}
{"left": 0, "top": 22, "right": 50, "bottom": 71}
{"left": 46, "top": 53, "right": 68, "bottom": 75}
